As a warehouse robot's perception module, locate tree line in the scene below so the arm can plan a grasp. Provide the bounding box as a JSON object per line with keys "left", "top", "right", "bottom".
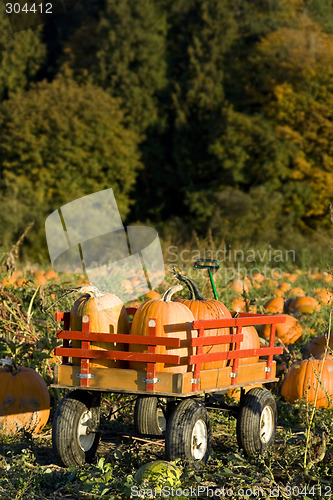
{"left": 0, "top": 0, "right": 332, "bottom": 259}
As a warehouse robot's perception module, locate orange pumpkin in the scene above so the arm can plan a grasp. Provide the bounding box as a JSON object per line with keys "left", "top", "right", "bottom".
{"left": 45, "top": 269, "right": 58, "bottom": 280}
{"left": 230, "top": 279, "right": 250, "bottom": 294}
{"left": 143, "top": 290, "right": 162, "bottom": 301}
{"left": 15, "top": 278, "right": 28, "bottom": 287}
{"left": 35, "top": 273, "right": 47, "bottom": 286}
{"left": 278, "top": 283, "right": 291, "bottom": 293}
{"left": 281, "top": 358, "right": 333, "bottom": 407}
{"left": 263, "top": 297, "right": 284, "bottom": 314}
{"left": 260, "top": 314, "right": 302, "bottom": 345}
{"left": 230, "top": 297, "right": 257, "bottom": 313}
{"left": 129, "top": 284, "right": 195, "bottom": 374}
{"left": 314, "top": 289, "right": 333, "bottom": 306}
{"left": 252, "top": 273, "right": 265, "bottom": 283}
{"left": 70, "top": 286, "right": 129, "bottom": 369}
{"left": 310, "top": 272, "right": 323, "bottom": 280}
{"left": 314, "top": 352, "right": 333, "bottom": 360}
{"left": 304, "top": 335, "right": 333, "bottom": 359}
{"left": 290, "top": 287, "right": 305, "bottom": 297}
{"left": 173, "top": 270, "right": 232, "bottom": 369}
{"left": 235, "top": 325, "right": 260, "bottom": 365}
{"left": 0, "top": 364, "right": 50, "bottom": 434}
{"left": 289, "top": 296, "right": 320, "bottom": 314}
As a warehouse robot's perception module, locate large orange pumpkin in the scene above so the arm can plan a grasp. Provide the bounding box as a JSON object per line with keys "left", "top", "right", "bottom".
{"left": 263, "top": 297, "right": 284, "bottom": 314}
{"left": 173, "top": 269, "right": 232, "bottom": 369}
{"left": 304, "top": 335, "right": 333, "bottom": 359}
{"left": 314, "top": 289, "right": 333, "bottom": 306}
{"left": 281, "top": 358, "right": 333, "bottom": 407}
{"left": 0, "top": 364, "right": 50, "bottom": 434}
{"left": 70, "top": 286, "right": 129, "bottom": 369}
{"left": 289, "top": 296, "right": 320, "bottom": 314}
{"left": 260, "top": 314, "right": 302, "bottom": 345}
{"left": 129, "top": 284, "right": 195, "bottom": 374}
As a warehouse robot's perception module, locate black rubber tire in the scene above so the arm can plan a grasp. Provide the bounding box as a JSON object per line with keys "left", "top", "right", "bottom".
{"left": 134, "top": 397, "right": 166, "bottom": 436}
{"left": 236, "top": 387, "right": 277, "bottom": 457}
{"left": 165, "top": 399, "right": 211, "bottom": 463}
{"left": 52, "top": 391, "right": 100, "bottom": 467}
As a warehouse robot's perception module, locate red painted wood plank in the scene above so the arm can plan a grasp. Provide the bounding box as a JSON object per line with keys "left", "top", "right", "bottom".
{"left": 192, "top": 327, "right": 204, "bottom": 391}
{"left": 126, "top": 307, "right": 138, "bottom": 315}
{"left": 266, "top": 323, "right": 277, "bottom": 380}
{"left": 55, "top": 312, "right": 65, "bottom": 322}
{"left": 191, "top": 334, "right": 243, "bottom": 346}
{"left": 192, "top": 314, "right": 286, "bottom": 329}
{"left": 80, "top": 316, "right": 91, "bottom": 387}
{"left": 56, "top": 330, "right": 181, "bottom": 347}
{"left": 230, "top": 324, "right": 242, "bottom": 385}
{"left": 54, "top": 347, "right": 181, "bottom": 364}
{"left": 189, "top": 346, "right": 282, "bottom": 364}
{"left": 146, "top": 318, "right": 157, "bottom": 392}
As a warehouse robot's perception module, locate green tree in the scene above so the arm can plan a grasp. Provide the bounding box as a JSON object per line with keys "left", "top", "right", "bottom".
{"left": 245, "top": 15, "right": 333, "bottom": 228}
{"left": 183, "top": 2, "right": 333, "bottom": 238}
{"left": 61, "top": 0, "right": 167, "bottom": 134}
{"left": 0, "top": 4, "right": 46, "bottom": 100}
{"left": 0, "top": 75, "right": 142, "bottom": 257}
{"left": 132, "top": 0, "right": 238, "bottom": 222}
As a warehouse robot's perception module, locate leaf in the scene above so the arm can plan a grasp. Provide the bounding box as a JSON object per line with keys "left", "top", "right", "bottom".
{"left": 97, "top": 457, "right": 105, "bottom": 470}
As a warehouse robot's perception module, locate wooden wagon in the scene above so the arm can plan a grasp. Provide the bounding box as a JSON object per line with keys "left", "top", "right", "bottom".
{"left": 51, "top": 309, "right": 285, "bottom": 467}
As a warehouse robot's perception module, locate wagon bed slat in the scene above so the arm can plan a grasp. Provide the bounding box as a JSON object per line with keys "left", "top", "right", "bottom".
{"left": 190, "top": 346, "right": 283, "bottom": 364}
{"left": 191, "top": 333, "right": 243, "bottom": 346}
{"left": 192, "top": 314, "right": 286, "bottom": 329}
{"left": 54, "top": 347, "right": 181, "bottom": 364}
{"left": 56, "top": 330, "right": 181, "bottom": 347}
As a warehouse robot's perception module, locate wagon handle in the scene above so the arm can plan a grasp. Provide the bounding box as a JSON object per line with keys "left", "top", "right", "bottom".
{"left": 193, "top": 259, "right": 220, "bottom": 300}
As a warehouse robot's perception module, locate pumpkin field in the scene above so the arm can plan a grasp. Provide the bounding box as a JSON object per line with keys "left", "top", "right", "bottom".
{"left": 0, "top": 239, "right": 332, "bottom": 500}
{"left": 2, "top": 1, "right": 333, "bottom": 498}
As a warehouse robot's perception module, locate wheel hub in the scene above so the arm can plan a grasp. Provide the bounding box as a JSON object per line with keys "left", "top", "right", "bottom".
{"left": 78, "top": 410, "right": 95, "bottom": 451}
{"left": 191, "top": 419, "right": 207, "bottom": 460}
{"left": 260, "top": 405, "right": 274, "bottom": 444}
{"left": 157, "top": 408, "right": 166, "bottom": 432}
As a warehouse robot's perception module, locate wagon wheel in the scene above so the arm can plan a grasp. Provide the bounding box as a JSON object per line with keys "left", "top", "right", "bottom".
{"left": 52, "top": 390, "right": 101, "bottom": 467}
{"left": 236, "top": 387, "right": 277, "bottom": 457}
{"left": 165, "top": 399, "right": 211, "bottom": 463}
{"left": 134, "top": 396, "right": 167, "bottom": 435}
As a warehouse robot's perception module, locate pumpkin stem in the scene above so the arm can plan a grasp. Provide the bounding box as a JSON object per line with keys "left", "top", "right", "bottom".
{"left": 172, "top": 267, "right": 205, "bottom": 300}
{"left": 77, "top": 285, "right": 104, "bottom": 298}
{"left": 162, "top": 284, "right": 183, "bottom": 302}
{"left": 0, "top": 357, "right": 16, "bottom": 373}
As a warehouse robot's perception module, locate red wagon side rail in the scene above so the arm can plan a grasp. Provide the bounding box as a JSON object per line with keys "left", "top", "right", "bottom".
{"left": 189, "top": 312, "right": 285, "bottom": 391}
{"left": 55, "top": 310, "right": 180, "bottom": 391}
{"left": 54, "top": 310, "right": 285, "bottom": 393}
